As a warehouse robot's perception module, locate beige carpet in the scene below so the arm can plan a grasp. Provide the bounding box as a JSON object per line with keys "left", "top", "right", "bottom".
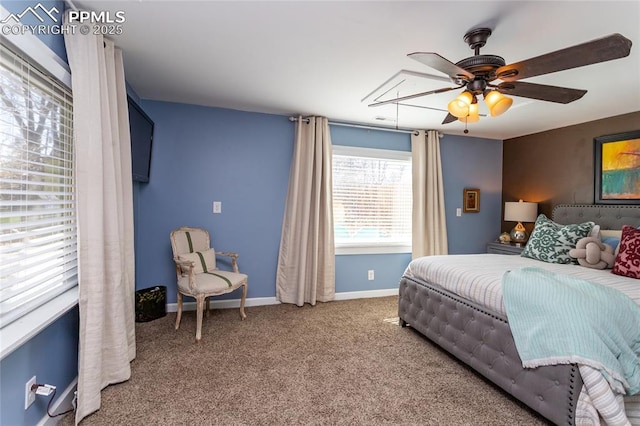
{"left": 62, "top": 296, "right": 548, "bottom": 425}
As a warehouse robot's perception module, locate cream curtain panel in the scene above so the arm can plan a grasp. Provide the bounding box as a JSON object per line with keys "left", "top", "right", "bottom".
{"left": 276, "top": 116, "right": 335, "bottom": 306}
{"left": 64, "top": 24, "right": 136, "bottom": 424}
{"left": 411, "top": 130, "right": 448, "bottom": 258}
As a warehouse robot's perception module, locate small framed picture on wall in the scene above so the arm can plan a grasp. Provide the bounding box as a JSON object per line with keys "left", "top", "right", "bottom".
{"left": 463, "top": 188, "right": 480, "bottom": 213}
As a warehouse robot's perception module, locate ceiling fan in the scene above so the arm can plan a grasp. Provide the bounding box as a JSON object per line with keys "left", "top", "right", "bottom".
{"left": 369, "top": 28, "right": 632, "bottom": 128}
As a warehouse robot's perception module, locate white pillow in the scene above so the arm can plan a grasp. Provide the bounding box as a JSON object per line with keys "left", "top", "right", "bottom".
{"left": 600, "top": 229, "right": 622, "bottom": 239}
{"left": 178, "top": 249, "right": 217, "bottom": 274}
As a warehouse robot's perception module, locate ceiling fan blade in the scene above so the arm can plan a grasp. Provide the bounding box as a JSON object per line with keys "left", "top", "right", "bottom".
{"left": 408, "top": 52, "right": 475, "bottom": 81}
{"left": 496, "top": 33, "right": 632, "bottom": 82}
{"left": 368, "top": 85, "right": 462, "bottom": 107}
{"left": 497, "top": 81, "right": 586, "bottom": 104}
{"left": 442, "top": 113, "right": 458, "bottom": 124}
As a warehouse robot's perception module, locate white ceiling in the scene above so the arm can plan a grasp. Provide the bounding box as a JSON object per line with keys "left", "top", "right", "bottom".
{"left": 73, "top": 1, "right": 640, "bottom": 140}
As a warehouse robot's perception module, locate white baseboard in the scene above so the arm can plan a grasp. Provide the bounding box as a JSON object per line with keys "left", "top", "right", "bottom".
{"left": 166, "top": 288, "right": 398, "bottom": 312}
{"left": 37, "top": 377, "right": 77, "bottom": 426}
{"left": 334, "top": 288, "right": 398, "bottom": 300}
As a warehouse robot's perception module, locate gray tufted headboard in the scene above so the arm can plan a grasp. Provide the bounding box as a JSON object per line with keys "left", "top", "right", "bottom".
{"left": 552, "top": 204, "right": 640, "bottom": 230}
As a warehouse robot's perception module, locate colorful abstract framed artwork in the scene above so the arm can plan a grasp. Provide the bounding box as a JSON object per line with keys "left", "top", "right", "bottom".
{"left": 594, "top": 130, "right": 640, "bottom": 204}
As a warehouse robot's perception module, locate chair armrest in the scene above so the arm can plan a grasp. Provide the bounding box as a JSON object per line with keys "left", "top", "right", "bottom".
{"left": 216, "top": 251, "right": 240, "bottom": 273}
{"left": 174, "top": 257, "right": 195, "bottom": 270}
{"left": 173, "top": 257, "right": 197, "bottom": 291}
{"left": 216, "top": 251, "right": 239, "bottom": 260}
{"left": 174, "top": 257, "right": 196, "bottom": 277}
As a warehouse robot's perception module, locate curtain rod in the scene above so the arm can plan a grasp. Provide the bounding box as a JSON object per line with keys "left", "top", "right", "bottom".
{"left": 288, "top": 116, "right": 420, "bottom": 136}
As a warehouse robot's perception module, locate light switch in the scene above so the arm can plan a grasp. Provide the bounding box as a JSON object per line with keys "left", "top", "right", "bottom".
{"left": 456, "top": 208, "right": 462, "bottom": 217}
{"left": 213, "top": 201, "right": 222, "bottom": 214}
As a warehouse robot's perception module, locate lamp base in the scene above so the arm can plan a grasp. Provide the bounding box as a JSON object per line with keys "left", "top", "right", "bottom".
{"left": 510, "top": 222, "right": 528, "bottom": 244}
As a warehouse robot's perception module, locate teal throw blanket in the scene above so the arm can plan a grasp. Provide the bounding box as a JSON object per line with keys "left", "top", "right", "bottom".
{"left": 502, "top": 267, "right": 640, "bottom": 395}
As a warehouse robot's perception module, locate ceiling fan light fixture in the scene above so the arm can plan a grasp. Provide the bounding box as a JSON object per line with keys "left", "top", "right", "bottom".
{"left": 458, "top": 102, "right": 480, "bottom": 123}
{"left": 447, "top": 91, "right": 473, "bottom": 118}
{"left": 484, "top": 90, "right": 513, "bottom": 117}
{"left": 396, "top": 32, "right": 632, "bottom": 130}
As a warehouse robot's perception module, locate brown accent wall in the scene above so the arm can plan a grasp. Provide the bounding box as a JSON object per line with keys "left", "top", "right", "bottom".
{"left": 501, "top": 111, "right": 640, "bottom": 233}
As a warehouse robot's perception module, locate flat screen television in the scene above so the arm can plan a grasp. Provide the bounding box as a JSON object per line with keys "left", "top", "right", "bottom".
{"left": 127, "top": 96, "right": 154, "bottom": 183}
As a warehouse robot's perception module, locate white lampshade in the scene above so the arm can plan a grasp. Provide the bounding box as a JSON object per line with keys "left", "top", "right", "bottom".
{"left": 504, "top": 200, "right": 538, "bottom": 244}
{"left": 504, "top": 200, "right": 538, "bottom": 223}
{"left": 447, "top": 91, "right": 473, "bottom": 118}
{"left": 484, "top": 90, "right": 513, "bottom": 117}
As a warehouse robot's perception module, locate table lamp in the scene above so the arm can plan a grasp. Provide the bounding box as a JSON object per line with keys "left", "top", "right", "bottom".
{"left": 504, "top": 200, "right": 538, "bottom": 243}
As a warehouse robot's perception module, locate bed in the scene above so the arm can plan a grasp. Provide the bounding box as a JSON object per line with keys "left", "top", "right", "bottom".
{"left": 398, "top": 204, "right": 640, "bottom": 425}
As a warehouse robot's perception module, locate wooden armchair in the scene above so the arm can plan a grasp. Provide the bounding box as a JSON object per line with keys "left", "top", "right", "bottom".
{"left": 169, "top": 226, "right": 248, "bottom": 341}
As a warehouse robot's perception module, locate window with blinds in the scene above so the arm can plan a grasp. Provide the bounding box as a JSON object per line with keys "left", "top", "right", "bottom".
{"left": 332, "top": 145, "right": 412, "bottom": 254}
{"left": 0, "top": 43, "right": 76, "bottom": 328}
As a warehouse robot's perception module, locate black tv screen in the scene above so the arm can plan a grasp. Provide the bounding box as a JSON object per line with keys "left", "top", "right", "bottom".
{"left": 127, "top": 96, "right": 154, "bottom": 182}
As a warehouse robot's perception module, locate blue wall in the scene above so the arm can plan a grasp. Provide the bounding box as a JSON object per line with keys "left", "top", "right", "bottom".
{"left": 441, "top": 134, "right": 503, "bottom": 253}
{"left": 0, "top": 2, "right": 79, "bottom": 425}
{"left": 0, "top": 308, "right": 79, "bottom": 426}
{"left": 134, "top": 101, "right": 293, "bottom": 303}
{"left": 134, "top": 104, "right": 503, "bottom": 304}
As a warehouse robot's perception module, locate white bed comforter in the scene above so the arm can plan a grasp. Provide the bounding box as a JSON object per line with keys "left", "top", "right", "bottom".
{"left": 403, "top": 254, "right": 640, "bottom": 426}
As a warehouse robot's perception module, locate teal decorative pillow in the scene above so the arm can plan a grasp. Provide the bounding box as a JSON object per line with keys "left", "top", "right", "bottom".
{"left": 521, "top": 214, "right": 594, "bottom": 264}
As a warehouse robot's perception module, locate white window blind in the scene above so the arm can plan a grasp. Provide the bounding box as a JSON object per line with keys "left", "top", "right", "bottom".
{"left": 0, "top": 43, "right": 77, "bottom": 329}
{"left": 332, "top": 145, "right": 412, "bottom": 254}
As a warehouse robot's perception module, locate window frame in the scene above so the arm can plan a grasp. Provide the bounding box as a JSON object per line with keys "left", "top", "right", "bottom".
{"left": 332, "top": 144, "right": 412, "bottom": 255}
{"left": 0, "top": 8, "right": 77, "bottom": 361}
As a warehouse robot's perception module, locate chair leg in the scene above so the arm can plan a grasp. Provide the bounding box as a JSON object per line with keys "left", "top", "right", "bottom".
{"left": 239, "top": 282, "right": 247, "bottom": 320}
{"left": 175, "top": 292, "right": 183, "bottom": 330}
{"left": 195, "top": 294, "right": 205, "bottom": 342}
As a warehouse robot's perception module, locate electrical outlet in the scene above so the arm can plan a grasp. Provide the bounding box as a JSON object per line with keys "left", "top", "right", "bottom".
{"left": 213, "top": 201, "right": 222, "bottom": 214}
{"left": 456, "top": 208, "right": 462, "bottom": 217}
{"left": 368, "top": 270, "right": 374, "bottom": 280}
{"left": 25, "top": 376, "right": 36, "bottom": 410}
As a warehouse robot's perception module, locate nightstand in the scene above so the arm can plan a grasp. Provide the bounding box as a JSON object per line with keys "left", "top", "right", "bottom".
{"left": 486, "top": 241, "right": 525, "bottom": 255}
